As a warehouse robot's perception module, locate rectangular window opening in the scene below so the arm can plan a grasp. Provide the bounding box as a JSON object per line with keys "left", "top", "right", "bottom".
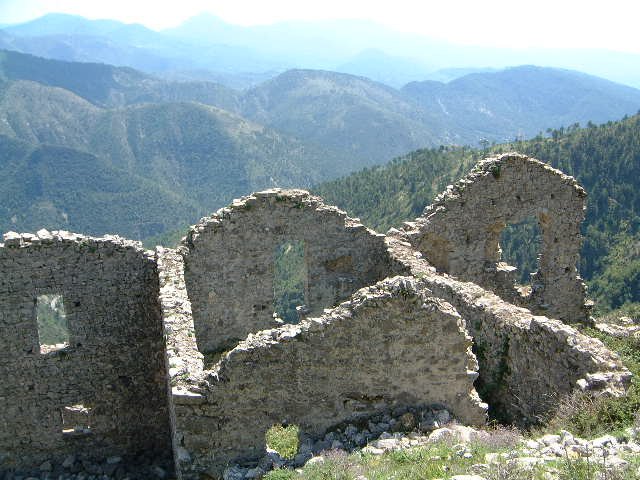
{"left": 37, "top": 294, "right": 70, "bottom": 353}
{"left": 273, "top": 240, "right": 308, "bottom": 324}
{"left": 500, "top": 217, "right": 542, "bottom": 288}
{"left": 61, "top": 404, "right": 92, "bottom": 436}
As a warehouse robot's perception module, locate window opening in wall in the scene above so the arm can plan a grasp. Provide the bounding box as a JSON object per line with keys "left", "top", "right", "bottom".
{"left": 36, "top": 294, "right": 70, "bottom": 353}
{"left": 500, "top": 217, "right": 542, "bottom": 286}
{"left": 273, "top": 240, "right": 307, "bottom": 324}
{"left": 61, "top": 404, "right": 92, "bottom": 436}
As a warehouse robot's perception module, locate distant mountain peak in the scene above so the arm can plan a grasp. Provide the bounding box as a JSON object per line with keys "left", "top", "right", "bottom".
{"left": 5, "top": 13, "right": 126, "bottom": 37}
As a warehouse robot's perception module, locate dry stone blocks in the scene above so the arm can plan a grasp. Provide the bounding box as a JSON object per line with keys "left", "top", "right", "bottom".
{"left": 0, "top": 231, "right": 172, "bottom": 473}
{"left": 0, "top": 154, "right": 632, "bottom": 480}
{"left": 402, "top": 153, "right": 590, "bottom": 323}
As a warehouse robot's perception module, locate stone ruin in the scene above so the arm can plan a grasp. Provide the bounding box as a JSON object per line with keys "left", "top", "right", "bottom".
{"left": 0, "top": 153, "right": 632, "bottom": 479}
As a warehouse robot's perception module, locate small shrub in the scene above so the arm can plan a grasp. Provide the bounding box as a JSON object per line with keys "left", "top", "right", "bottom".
{"left": 557, "top": 455, "right": 596, "bottom": 480}
{"left": 265, "top": 424, "right": 300, "bottom": 459}
{"left": 541, "top": 327, "right": 640, "bottom": 438}
{"left": 304, "top": 450, "right": 360, "bottom": 480}
{"left": 263, "top": 469, "right": 296, "bottom": 480}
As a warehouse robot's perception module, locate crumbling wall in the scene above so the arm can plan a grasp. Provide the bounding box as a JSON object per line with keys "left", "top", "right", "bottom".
{"left": 158, "top": 271, "right": 487, "bottom": 479}
{"left": 1, "top": 153, "right": 633, "bottom": 479}
{"left": 402, "top": 153, "right": 589, "bottom": 323}
{"left": 156, "top": 247, "right": 205, "bottom": 474}
{"left": 0, "top": 231, "right": 172, "bottom": 473}
{"left": 386, "top": 234, "right": 631, "bottom": 424}
{"left": 182, "top": 189, "right": 393, "bottom": 354}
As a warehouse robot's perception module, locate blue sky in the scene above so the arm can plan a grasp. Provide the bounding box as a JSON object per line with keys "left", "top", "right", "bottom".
{"left": 0, "top": 0, "right": 639, "bottom": 53}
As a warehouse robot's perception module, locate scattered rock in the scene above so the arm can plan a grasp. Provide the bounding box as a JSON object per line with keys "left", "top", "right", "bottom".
{"left": 399, "top": 412, "right": 416, "bottom": 430}
{"left": 223, "top": 465, "right": 246, "bottom": 480}
{"left": 245, "top": 466, "right": 265, "bottom": 478}
{"left": 363, "top": 446, "right": 385, "bottom": 455}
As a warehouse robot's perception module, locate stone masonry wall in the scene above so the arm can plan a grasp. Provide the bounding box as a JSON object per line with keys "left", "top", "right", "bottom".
{"left": 402, "top": 153, "right": 589, "bottom": 324}
{"left": 1, "top": 153, "right": 633, "bottom": 479}
{"left": 0, "top": 231, "right": 172, "bottom": 474}
{"left": 156, "top": 247, "right": 205, "bottom": 474}
{"left": 158, "top": 272, "right": 487, "bottom": 479}
{"left": 182, "top": 189, "right": 393, "bottom": 354}
{"left": 385, "top": 233, "right": 631, "bottom": 425}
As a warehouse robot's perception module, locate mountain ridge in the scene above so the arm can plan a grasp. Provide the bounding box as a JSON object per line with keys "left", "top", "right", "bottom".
{"left": 2, "top": 49, "right": 640, "bottom": 246}
{"left": 4, "top": 12, "right": 640, "bottom": 89}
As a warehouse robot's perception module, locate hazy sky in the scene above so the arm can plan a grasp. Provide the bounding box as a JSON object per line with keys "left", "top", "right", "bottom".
{"left": 1, "top": 0, "right": 639, "bottom": 53}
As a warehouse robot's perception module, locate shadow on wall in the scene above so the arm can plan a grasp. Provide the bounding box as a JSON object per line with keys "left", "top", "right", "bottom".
{"left": 0, "top": 233, "right": 172, "bottom": 473}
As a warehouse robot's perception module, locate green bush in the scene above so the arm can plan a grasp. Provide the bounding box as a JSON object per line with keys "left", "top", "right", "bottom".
{"left": 265, "top": 425, "right": 300, "bottom": 459}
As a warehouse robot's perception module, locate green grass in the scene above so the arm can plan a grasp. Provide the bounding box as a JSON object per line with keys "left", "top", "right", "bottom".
{"left": 263, "top": 438, "right": 640, "bottom": 480}
{"left": 262, "top": 440, "right": 536, "bottom": 480}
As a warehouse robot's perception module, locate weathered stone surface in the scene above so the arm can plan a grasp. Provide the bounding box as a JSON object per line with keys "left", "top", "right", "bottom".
{"left": 0, "top": 233, "right": 172, "bottom": 473}
{"left": 167, "top": 276, "right": 486, "bottom": 478}
{"left": 1, "top": 153, "right": 633, "bottom": 480}
{"left": 402, "top": 153, "right": 590, "bottom": 324}
{"left": 385, "top": 233, "right": 631, "bottom": 424}
{"left": 181, "top": 189, "right": 393, "bottom": 353}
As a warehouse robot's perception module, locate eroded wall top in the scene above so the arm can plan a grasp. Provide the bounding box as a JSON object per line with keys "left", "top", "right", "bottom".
{"left": 164, "top": 275, "right": 487, "bottom": 477}
{"left": 181, "top": 189, "right": 393, "bottom": 354}
{"left": 403, "top": 153, "right": 589, "bottom": 323}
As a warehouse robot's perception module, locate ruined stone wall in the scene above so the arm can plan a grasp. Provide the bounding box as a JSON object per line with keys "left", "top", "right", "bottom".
{"left": 1, "top": 153, "right": 633, "bottom": 479}
{"left": 402, "top": 153, "right": 589, "bottom": 324}
{"left": 158, "top": 271, "right": 487, "bottom": 479}
{"left": 0, "top": 231, "right": 172, "bottom": 473}
{"left": 386, "top": 234, "right": 631, "bottom": 424}
{"left": 182, "top": 189, "right": 393, "bottom": 354}
{"left": 156, "top": 247, "right": 205, "bottom": 474}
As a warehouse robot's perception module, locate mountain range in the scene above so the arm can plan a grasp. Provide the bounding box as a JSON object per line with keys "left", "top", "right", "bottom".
{"left": 2, "top": 13, "right": 640, "bottom": 90}
{"left": 1, "top": 48, "right": 640, "bottom": 242}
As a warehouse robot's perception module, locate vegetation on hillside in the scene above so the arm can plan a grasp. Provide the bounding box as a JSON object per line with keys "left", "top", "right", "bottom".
{"left": 0, "top": 135, "right": 200, "bottom": 239}
{"left": 2, "top": 49, "right": 640, "bottom": 248}
{"left": 315, "top": 145, "right": 478, "bottom": 232}
{"left": 316, "top": 114, "right": 640, "bottom": 313}
{"left": 0, "top": 85, "right": 346, "bottom": 239}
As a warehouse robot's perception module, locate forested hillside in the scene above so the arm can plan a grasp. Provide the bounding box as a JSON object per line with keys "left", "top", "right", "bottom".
{"left": 0, "top": 71, "right": 347, "bottom": 238}
{"left": 2, "top": 48, "right": 640, "bottom": 270}
{"left": 316, "top": 114, "right": 640, "bottom": 313}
